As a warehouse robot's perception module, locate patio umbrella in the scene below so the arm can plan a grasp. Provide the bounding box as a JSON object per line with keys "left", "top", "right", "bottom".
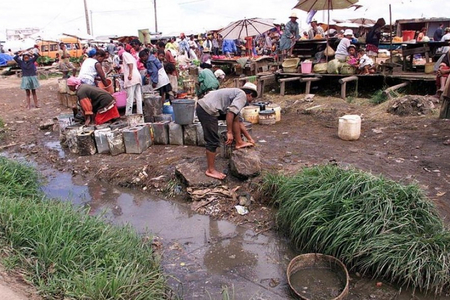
{"left": 294, "top": 0, "right": 359, "bottom": 11}
{"left": 218, "top": 18, "right": 275, "bottom": 40}
{"left": 294, "top": 0, "right": 359, "bottom": 28}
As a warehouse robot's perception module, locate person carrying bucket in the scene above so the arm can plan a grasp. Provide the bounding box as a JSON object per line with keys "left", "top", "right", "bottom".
{"left": 196, "top": 82, "right": 258, "bottom": 180}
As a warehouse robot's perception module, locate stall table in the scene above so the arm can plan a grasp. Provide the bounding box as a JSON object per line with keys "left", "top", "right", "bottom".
{"left": 292, "top": 38, "right": 338, "bottom": 59}
{"left": 381, "top": 41, "right": 449, "bottom": 71}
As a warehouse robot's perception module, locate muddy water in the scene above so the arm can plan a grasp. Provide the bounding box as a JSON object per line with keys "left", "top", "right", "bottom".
{"left": 40, "top": 168, "right": 294, "bottom": 299}
{"left": 4, "top": 150, "right": 450, "bottom": 300}
{"left": 290, "top": 268, "right": 345, "bottom": 299}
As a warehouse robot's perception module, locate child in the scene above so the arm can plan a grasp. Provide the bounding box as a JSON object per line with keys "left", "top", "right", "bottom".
{"left": 357, "top": 48, "right": 375, "bottom": 75}
{"left": 346, "top": 44, "right": 359, "bottom": 67}
{"left": 13, "top": 51, "right": 40, "bottom": 109}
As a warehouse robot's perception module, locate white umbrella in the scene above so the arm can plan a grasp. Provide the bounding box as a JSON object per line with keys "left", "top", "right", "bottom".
{"left": 218, "top": 18, "right": 275, "bottom": 40}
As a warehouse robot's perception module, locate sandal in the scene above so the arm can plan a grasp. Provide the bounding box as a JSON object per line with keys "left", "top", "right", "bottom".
{"left": 443, "top": 139, "right": 450, "bottom": 145}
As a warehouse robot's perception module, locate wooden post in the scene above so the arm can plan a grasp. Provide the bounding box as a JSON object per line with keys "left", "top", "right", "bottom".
{"left": 300, "top": 77, "right": 321, "bottom": 94}
{"left": 278, "top": 77, "right": 301, "bottom": 96}
{"left": 338, "top": 76, "right": 358, "bottom": 99}
{"left": 383, "top": 82, "right": 409, "bottom": 99}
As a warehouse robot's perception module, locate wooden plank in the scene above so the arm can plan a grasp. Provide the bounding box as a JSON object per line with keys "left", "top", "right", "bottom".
{"left": 383, "top": 82, "right": 409, "bottom": 99}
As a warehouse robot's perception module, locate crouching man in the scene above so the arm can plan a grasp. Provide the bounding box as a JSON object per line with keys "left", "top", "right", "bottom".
{"left": 196, "top": 82, "right": 258, "bottom": 180}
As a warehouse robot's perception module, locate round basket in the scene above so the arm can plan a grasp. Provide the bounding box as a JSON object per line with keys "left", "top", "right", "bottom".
{"left": 287, "top": 253, "right": 349, "bottom": 300}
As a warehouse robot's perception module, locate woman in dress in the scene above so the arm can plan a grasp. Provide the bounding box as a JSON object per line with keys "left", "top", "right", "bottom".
{"left": 279, "top": 12, "right": 300, "bottom": 60}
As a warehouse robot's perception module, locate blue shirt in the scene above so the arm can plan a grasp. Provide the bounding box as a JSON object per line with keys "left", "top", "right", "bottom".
{"left": 178, "top": 39, "right": 190, "bottom": 55}
{"left": 222, "top": 40, "right": 237, "bottom": 54}
{"left": 14, "top": 54, "right": 38, "bottom": 77}
{"left": 144, "top": 54, "right": 162, "bottom": 84}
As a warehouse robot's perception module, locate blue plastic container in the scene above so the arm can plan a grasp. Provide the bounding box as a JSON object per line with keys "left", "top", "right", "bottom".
{"left": 162, "top": 102, "right": 175, "bottom": 121}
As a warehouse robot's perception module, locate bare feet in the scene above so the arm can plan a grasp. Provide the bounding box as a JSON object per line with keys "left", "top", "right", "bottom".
{"left": 205, "top": 170, "right": 226, "bottom": 180}
{"left": 235, "top": 141, "right": 254, "bottom": 149}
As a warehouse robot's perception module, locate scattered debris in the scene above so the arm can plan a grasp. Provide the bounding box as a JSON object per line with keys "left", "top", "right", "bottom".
{"left": 387, "top": 95, "right": 436, "bottom": 116}
{"left": 235, "top": 205, "right": 249, "bottom": 215}
{"left": 39, "top": 119, "right": 55, "bottom": 130}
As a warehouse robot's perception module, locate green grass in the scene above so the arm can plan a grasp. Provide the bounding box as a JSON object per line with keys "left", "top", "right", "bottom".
{"left": 0, "top": 157, "right": 168, "bottom": 299}
{"left": 261, "top": 165, "right": 450, "bottom": 295}
{"left": 370, "top": 90, "right": 389, "bottom": 104}
{"left": 0, "top": 156, "right": 42, "bottom": 198}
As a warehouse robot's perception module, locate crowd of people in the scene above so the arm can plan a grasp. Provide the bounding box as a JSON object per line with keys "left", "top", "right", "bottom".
{"left": 9, "top": 13, "right": 450, "bottom": 159}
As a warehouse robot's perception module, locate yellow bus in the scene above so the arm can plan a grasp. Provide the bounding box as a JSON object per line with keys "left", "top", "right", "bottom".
{"left": 38, "top": 37, "right": 83, "bottom": 59}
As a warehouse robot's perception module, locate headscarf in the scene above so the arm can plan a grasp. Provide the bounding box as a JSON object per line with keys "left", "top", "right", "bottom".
{"left": 125, "top": 44, "right": 133, "bottom": 52}
{"left": 67, "top": 76, "right": 82, "bottom": 89}
{"left": 88, "top": 48, "right": 97, "bottom": 57}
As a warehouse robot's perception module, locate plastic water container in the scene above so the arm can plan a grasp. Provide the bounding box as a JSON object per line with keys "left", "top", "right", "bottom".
{"left": 259, "top": 110, "right": 276, "bottom": 125}
{"left": 113, "top": 90, "right": 127, "bottom": 108}
{"left": 242, "top": 105, "right": 260, "bottom": 124}
{"left": 162, "top": 102, "right": 175, "bottom": 122}
{"left": 172, "top": 99, "right": 195, "bottom": 125}
{"left": 338, "top": 115, "right": 361, "bottom": 141}
{"left": 266, "top": 103, "right": 281, "bottom": 122}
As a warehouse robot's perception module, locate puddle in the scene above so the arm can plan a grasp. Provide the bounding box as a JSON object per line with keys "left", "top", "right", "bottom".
{"left": 44, "top": 141, "right": 66, "bottom": 158}
{"left": 40, "top": 169, "right": 294, "bottom": 299}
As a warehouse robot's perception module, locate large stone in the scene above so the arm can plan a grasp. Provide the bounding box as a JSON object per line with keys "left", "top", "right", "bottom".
{"left": 229, "top": 148, "right": 261, "bottom": 179}
{"left": 169, "top": 122, "right": 184, "bottom": 145}
{"left": 196, "top": 122, "right": 205, "bottom": 146}
{"left": 175, "top": 160, "right": 220, "bottom": 187}
{"left": 183, "top": 123, "right": 197, "bottom": 146}
{"left": 152, "top": 121, "right": 169, "bottom": 145}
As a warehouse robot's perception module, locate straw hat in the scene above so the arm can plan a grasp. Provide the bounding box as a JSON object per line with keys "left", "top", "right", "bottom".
{"left": 241, "top": 82, "right": 258, "bottom": 98}
{"left": 289, "top": 12, "right": 298, "bottom": 19}
{"left": 344, "top": 29, "right": 354, "bottom": 37}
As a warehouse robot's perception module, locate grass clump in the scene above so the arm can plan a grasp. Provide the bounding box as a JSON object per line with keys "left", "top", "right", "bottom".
{"left": 0, "top": 157, "right": 168, "bottom": 299}
{"left": 370, "top": 90, "right": 389, "bottom": 104}
{"left": 262, "top": 165, "right": 450, "bottom": 295}
{"left": 0, "top": 156, "right": 42, "bottom": 198}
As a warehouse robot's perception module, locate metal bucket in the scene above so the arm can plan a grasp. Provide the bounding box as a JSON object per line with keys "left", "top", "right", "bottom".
{"left": 172, "top": 99, "right": 195, "bottom": 125}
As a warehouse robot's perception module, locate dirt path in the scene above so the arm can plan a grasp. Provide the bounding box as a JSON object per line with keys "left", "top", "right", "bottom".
{"left": 1, "top": 74, "right": 450, "bottom": 298}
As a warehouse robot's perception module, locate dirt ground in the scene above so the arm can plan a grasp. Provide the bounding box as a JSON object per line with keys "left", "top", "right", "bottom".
{"left": 1, "top": 74, "right": 450, "bottom": 298}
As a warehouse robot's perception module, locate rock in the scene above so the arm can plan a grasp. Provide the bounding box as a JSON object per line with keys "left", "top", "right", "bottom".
{"left": 175, "top": 160, "right": 220, "bottom": 187}
{"left": 39, "top": 119, "right": 55, "bottom": 130}
{"left": 229, "top": 148, "right": 261, "bottom": 179}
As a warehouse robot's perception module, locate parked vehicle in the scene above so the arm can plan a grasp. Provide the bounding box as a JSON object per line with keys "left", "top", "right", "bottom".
{"left": 38, "top": 37, "right": 82, "bottom": 59}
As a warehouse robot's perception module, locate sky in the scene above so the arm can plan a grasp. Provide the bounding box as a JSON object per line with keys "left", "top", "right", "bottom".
{"left": 1, "top": 0, "right": 449, "bottom": 41}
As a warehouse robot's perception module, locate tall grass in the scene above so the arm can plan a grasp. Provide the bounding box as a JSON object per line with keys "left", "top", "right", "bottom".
{"left": 0, "top": 157, "right": 168, "bottom": 299}
{"left": 0, "top": 156, "right": 42, "bottom": 198}
{"left": 262, "top": 165, "right": 450, "bottom": 295}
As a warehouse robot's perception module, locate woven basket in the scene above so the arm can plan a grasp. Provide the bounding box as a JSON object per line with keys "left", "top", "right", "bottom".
{"left": 287, "top": 253, "right": 349, "bottom": 300}
{"left": 282, "top": 58, "right": 300, "bottom": 73}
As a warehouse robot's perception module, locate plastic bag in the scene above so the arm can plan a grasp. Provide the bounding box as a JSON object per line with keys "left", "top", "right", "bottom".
{"left": 324, "top": 45, "right": 335, "bottom": 57}
{"left": 327, "top": 59, "right": 342, "bottom": 74}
